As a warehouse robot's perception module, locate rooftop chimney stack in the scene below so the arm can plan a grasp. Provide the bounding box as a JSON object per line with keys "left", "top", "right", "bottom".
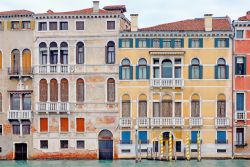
{"left": 131, "top": 14, "right": 138, "bottom": 32}
{"left": 93, "top": 1, "right": 100, "bottom": 13}
{"left": 204, "top": 14, "right": 213, "bottom": 31}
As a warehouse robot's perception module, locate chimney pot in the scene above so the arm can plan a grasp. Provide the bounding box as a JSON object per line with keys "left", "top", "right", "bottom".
{"left": 93, "top": 1, "right": 99, "bottom": 13}
{"left": 204, "top": 14, "right": 213, "bottom": 32}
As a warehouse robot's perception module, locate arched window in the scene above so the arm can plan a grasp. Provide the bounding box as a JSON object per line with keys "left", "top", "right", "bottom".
{"left": 0, "top": 92, "right": 2, "bottom": 112}
{"left": 121, "top": 58, "right": 131, "bottom": 80}
{"left": 122, "top": 94, "right": 130, "bottom": 117}
{"left": 50, "top": 79, "right": 58, "bottom": 102}
{"left": 60, "top": 42, "right": 68, "bottom": 64}
{"left": 162, "top": 59, "right": 172, "bottom": 78}
{"left": 76, "top": 42, "right": 84, "bottom": 64}
{"left": 39, "top": 42, "right": 47, "bottom": 65}
{"left": 50, "top": 42, "right": 58, "bottom": 64}
{"left": 138, "top": 94, "right": 147, "bottom": 117}
{"left": 0, "top": 51, "right": 2, "bottom": 70}
{"left": 162, "top": 95, "right": 172, "bottom": 117}
{"left": 39, "top": 79, "right": 48, "bottom": 102}
{"left": 106, "top": 41, "right": 115, "bottom": 64}
{"left": 137, "top": 58, "right": 147, "bottom": 79}
{"left": 61, "top": 79, "right": 69, "bottom": 102}
{"left": 216, "top": 58, "right": 227, "bottom": 79}
{"left": 191, "top": 94, "right": 200, "bottom": 117}
{"left": 190, "top": 58, "right": 201, "bottom": 79}
{"left": 76, "top": 79, "right": 84, "bottom": 102}
{"left": 107, "top": 78, "right": 115, "bottom": 102}
{"left": 11, "top": 49, "right": 20, "bottom": 74}
{"left": 217, "top": 94, "right": 226, "bottom": 117}
{"left": 22, "top": 49, "right": 31, "bottom": 74}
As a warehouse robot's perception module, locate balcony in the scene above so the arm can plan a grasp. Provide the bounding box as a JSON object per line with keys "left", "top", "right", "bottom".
{"left": 137, "top": 117, "right": 150, "bottom": 128}
{"left": 151, "top": 78, "right": 184, "bottom": 88}
{"left": 215, "top": 117, "right": 230, "bottom": 127}
{"left": 235, "top": 111, "right": 247, "bottom": 121}
{"left": 36, "top": 102, "right": 74, "bottom": 114}
{"left": 33, "top": 64, "right": 71, "bottom": 74}
{"left": 8, "top": 67, "right": 33, "bottom": 78}
{"left": 151, "top": 117, "right": 184, "bottom": 128}
{"left": 8, "top": 110, "right": 32, "bottom": 120}
{"left": 119, "top": 118, "right": 132, "bottom": 128}
{"left": 189, "top": 117, "right": 203, "bottom": 127}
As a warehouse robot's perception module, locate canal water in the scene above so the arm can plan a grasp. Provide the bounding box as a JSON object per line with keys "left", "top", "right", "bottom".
{"left": 0, "top": 160, "right": 249, "bottom": 167}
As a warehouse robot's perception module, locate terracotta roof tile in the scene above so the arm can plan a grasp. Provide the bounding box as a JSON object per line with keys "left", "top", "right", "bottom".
{"left": 0, "top": 10, "right": 34, "bottom": 15}
{"left": 38, "top": 8, "right": 118, "bottom": 15}
{"left": 140, "top": 17, "right": 231, "bottom": 31}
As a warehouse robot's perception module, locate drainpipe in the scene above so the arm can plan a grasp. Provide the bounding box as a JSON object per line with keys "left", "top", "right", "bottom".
{"left": 231, "top": 20, "right": 235, "bottom": 159}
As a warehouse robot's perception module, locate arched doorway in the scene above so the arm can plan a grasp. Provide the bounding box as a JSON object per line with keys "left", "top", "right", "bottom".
{"left": 98, "top": 129, "right": 113, "bottom": 160}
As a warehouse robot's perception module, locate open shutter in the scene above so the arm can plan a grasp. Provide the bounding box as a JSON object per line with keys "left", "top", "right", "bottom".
{"left": 225, "top": 38, "right": 229, "bottom": 48}
{"left": 189, "top": 65, "right": 192, "bottom": 79}
{"left": 188, "top": 38, "right": 192, "bottom": 48}
{"left": 105, "top": 46, "right": 108, "bottom": 64}
{"left": 146, "top": 65, "right": 150, "bottom": 79}
{"left": 181, "top": 38, "right": 184, "bottom": 48}
{"left": 215, "top": 38, "right": 218, "bottom": 48}
{"left": 136, "top": 65, "right": 139, "bottom": 79}
{"left": 243, "top": 57, "right": 246, "bottom": 75}
{"left": 225, "top": 65, "right": 229, "bottom": 79}
{"left": 130, "top": 66, "right": 133, "bottom": 80}
{"left": 118, "top": 39, "right": 122, "bottom": 48}
{"left": 135, "top": 39, "right": 139, "bottom": 48}
{"left": 199, "top": 65, "right": 203, "bottom": 79}
{"left": 129, "top": 38, "right": 133, "bottom": 48}
{"left": 171, "top": 39, "right": 175, "bottom": 48}
{"left": 215, "top": 65, "right": 218, "bottom": 79}
{"left": 199, "top": 38, "right": 203, "bottom": 48}
{"left": 119, "top": 65, "right": 123, "bottom": 80}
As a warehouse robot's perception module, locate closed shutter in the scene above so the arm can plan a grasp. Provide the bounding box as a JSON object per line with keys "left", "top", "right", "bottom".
{"left": 175, "top": 102, "right": 181, "bottom": 117}
{"left": 50, "top": 79, "right": 58, "bottom": 102}
{"left": 130, "top": 66, "right": 133, "bottom": 80}
{"left": 162, "top": 101, "right": 172, "bottom": 117}
{"left": 76, "top": 79, "right": 84, "bottom": 102}
{"left": 129, "top": 38, "right": 133, "bottom": 48}
{"left": 39, "top": 79, "right": 48, "bottom": 102}
{"left": 191, "top": 131, "right": 198, "bottom": 143}
{"left": 1, "top": 21, "right": 4, "bottom": 30}
{"left": 199, "top": 65, "right": 203, "bottom": 79}
{"left": 215, "top": 65, "right": 218, "bottom": 79}
{"left": 139, "top": 101, "right": 147, "bottom": 117}
{"left": 159, "top": 39, "right": 163, "bottom": 48}
{"left": 61, "top": 79, "right": 69, "bottom": 102}
{"left": 122, "top": 101, "right": 130, "bottom": 117}
{"left": 180, "top": 38, "right": 184, "bottom": 48}
{"left": 189, "top": 65, "right": 192, "bottom": 79}
{"left": 135, "top": 39, "right": 139, "bottom": 48}
{"left": 139, "top": 131, "right": 147, "bottom": 143}
{"left": 105, "top": 46, "right": 108, "bottom": 63}
{"left": 122, "top": 131, "right": 131, "bottom": 141}
{"left": 217, "top": 131, "right": 226, "bottom": 143}
{"left": 225, "top": 38, "right": 229, "bottom": 48}
{"left": 40, "top": 118, "right": 48, "bottom": 132}
{"left": 215, "top": 38, "right": 218, "bottom": 48}
{"left": 188, "top": 38, "right": 192, "bottom": 48}
{"left": 236, "top": 93, "right": 244, "bottom": 111}
{"left": 60, "top": 118, "right": 69, "bottom": 132}
{"left": 76, "top": 118, "right": 85, "bottom": 132}
{"left": 118, "top": 39, "right": 123, "bottom": 48}
{"left": 199, "top": 38, "right": 203, "bottom": 48}
{"left": 146, "top": 39, "right": 151, "bottom": 48}
{"left": 170, "top": 39, "right": 175, "bottom": 48}
{"left": 146, "top": 65, "right": 150, "bottom": 79}
{"left": 107, "top": 79, "right": 115, "bottom": 102}
{"left": 119, "top": 65, "right": 123, "bottom": 80}
{"left": 225, "top": 65, "right": 229, "bottom": 79}
{"left": 153, "top": 102, "right": 160, "bottom": 117}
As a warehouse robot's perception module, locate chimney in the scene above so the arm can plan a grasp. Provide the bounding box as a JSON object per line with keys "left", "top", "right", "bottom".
{"left": 131, "top": 14, "right": 138, "bottom": 32}
{"left": 204, "top": 14, "right": 213, "bottom": 31}
{"left": 93, "top": 1, "right": 99, "bottom": 13}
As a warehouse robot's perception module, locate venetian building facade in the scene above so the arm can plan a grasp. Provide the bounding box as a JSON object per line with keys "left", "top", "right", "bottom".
{"left": 233, "top": 11, "right": 250, "bottom": 158}
{"left": 117, "top": 14, "right": 233, "bottom": 158}
{"left": 0, "top": 10, "right": 35, "bottom": 159}
{"left": 31, "top": 2, "right": 130, "bottom": 159}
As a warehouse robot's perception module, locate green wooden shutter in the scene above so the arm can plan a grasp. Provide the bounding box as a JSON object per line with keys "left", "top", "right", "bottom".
{"left": 129, "top": 38, "right": 133, "bottom": 48}
{"left": 225, "top": 38, "right": 229, "bottom": 48}
{"left": 189, "top": 65, "right": 192, "bottom": 79}
{"left": 136, "top": 65, "right": 139, "bottom": 79}
{"left": 225, "top": 65, "right": 229, "bottom": 79}
{"left": 135, "top": 39, "right": 139, "bottom": 48}
{"left": 215, "top": 38, "right": 218, "bottom": 48}
{"left": 215, "top": 65, "right": 218, "bottom": 79}
{"left": 199, "top": 65, "right": 203, "bottom": 79}
{"left": 130, "top": 66, "right": 133, "bottom": 80}
{"left": 188, "top": 38, "right": 192, "bottom": 48}
{"left": 181, "top": 38, "right": 184, "bottom": 48}
{"left": 171, "top": 39, "right": 175, "bottom": 48}
{"left": 118, "top": 39, "right": 123, "bottom": 48}
{"left": 235, "top": 57, "right": 238, "bottom": 75}
{"left": 146, "top": 38, "right": 151, "bottom": 48}
{"left": 119, "top": 65, "right": 123, "bottom": 80}
{"left": 199, "top": 38, "right": 203, "bottom": 48}
{"left": 243, "top": 57, "right": 246, "bottom": 75}
{"left": 146, "top": 65, "right": 150, "bottom": 79}
{"left": 159, "top": 39, "right": 163, "bottom": 48}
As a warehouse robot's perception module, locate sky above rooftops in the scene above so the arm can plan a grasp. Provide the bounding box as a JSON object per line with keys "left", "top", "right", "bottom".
{"left": 0, "top": 0, "right": 249, "bottom": 28}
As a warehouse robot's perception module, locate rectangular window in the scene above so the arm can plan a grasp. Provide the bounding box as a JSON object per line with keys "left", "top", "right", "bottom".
{"left": 236, "top": 128, "right": 244, "bottom": 146}
{"left": 22, "top": 21, "right": 31, "bottom": 29}
{"left": 122, "top": 67, "right": 130, "bottom": 80}
{"left": 60, "top": 22, "right": 68, "bottom": 30}
{"left": 60, "top": 118, "right": 69, "bottom": 132}
{"left": 152, "top": 39, "right": 160, "bottom": 48}
{"left": 11, "top": 21, "right": 20, "bottom": 29}
{"left": 176, "top": 141, "right": 181, "bottom": 152}
{"left": 217, "top": 131, "right": 227, "bottom": 144}
{"left": 217, "top": 100, "right": 226, "bottom": 117}
{"left": 175, "top": 66, "right": 181, "bottom": 78}
{"left": 153, "top": 102, "right": 160, "bottom": 117}
{"left": 139, "top": 66, "right": 147, "bottom": 79}
{"left": 76, "top": 118, "right": 85, "bottom": 132}
{"left": 40, "top": 118, "right": 48, "bottom": 132}
{"left": 60, "top": 140, "right": 68, "bottom": 149}
{"left": 191, "top": 131, "right": 199, "bottom": 144}
{"left": 236, "top": 30, "right": 244, "bottom": 39}
{"left": 191, "top": 101, "right": 200, "bottom": 117}
{"left": 0, "top": 125, "right": 2, "bottom": 135}
{"left": 138, "top": 39, "right": 147, "bottom": 48}
{"left": 217, "top": 39, "right": 227, "bottom": 48}
{"left": 12, "top": 124, "right": 20, "bottom": 135}
{"left": 192, "top": 65, "right": 200, "bottom": 79}
{"left": 76, "top": 21, "right": 84, "bottom": 30}
{"left": 10, "top": 94, "right": 20, "bottom": 110}
{"left": 40, "top": 140, "right": 48, "bottom": 149}
{"left": 49, "top": 22, "right": 57, "bottom": 30}
{"left": 162, "top": 39, "right": 171, "bottom": 48}
{"left": 38, "top": 22, "right": 47, "bottom": 31}
{"left": 175, "top": 102, "right": 181, "bottom": 117}
{"left": 22, "top": 123, "right": 30, "bottom": 135}
{"left": 191, "top": 39, "right": 200, "bottom": 48}
{"left": 139, "top": 131, "right": 148, "bottom": 144}
{"left": 107, "top": 21, "right": 115, "bottom": 30}
{"left": 121, "top": 39, "right": 130, "bottom": 48}
{"left": 77, "top": 140, "right": 85, "bottom": 149}
{"left": 236, "top": 93, "right": 244, "bottom": 111}
{"left": 175, "top": 39, "right": 182, "bottom": 48}
{"left": 121, "top": 131, "right": 131, "bottom": 144}
{"left": 235, "top": 57, "right": 246, "bottom": 75}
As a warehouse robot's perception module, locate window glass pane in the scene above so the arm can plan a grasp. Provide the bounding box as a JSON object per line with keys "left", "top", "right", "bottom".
{"left": 11, "top": 94, "right": 20, "bottom": 110}
{"left": 0, "top": 125, "right": 2, "bottom": 135}
{"left": 60, "top": 140, "right": 68, "bottom": 149}
{"left": 153, "top": 67, "right": 159, "bottom": 78}
{"left": 152, "top": 39, "right": 160, "bottom": 48}
{"left": 139, "top": 39, "right": 147, "bottom": 48}
{"left": 40, "top": 140, "right": 48, "bottom": 149}
{"left": 11, "top": 21, "right": 20, "bottom": 29}
{"left": 39, "top": 22, "right": 47, "bottom": 31}
{"left": 60, "top": 22, "right": 68, "bottom": 30}
{"left": 162, "top": 101, "right": 172, "bottom": 117}
{"left": 218, "top": 66, "right": 226, "bottom": 79}
{"left": 77, "top": 140, "right": 85, "bottom": 149}
{"left": 139, "top": 66, "right": 146, "bottom": 79}
{"left": 13, "top": 124, "right": 20, "bottom": 135}
{"left": 163, "top": 39, "right": 171, "bottom": 48}
{"left": 22, "top": 124, "right": 30, "bottom": 135}
{"left": 107, "top": 21, "right": 115, "bottom": 30}
{"left": 49, "top": 22, "right": 57, "bottom": 30}
{"left": 192, "top": 66, "right": 199, "bottom": 79}
{"left": 236, "top": 30, "right": 243, "bottom": 39}
{"left": 175, "top": 67, "right": 181, "bottom": 78}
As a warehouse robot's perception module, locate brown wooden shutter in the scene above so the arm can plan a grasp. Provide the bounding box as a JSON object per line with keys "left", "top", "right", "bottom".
{"left": 60, "top": 118, "right": 68, "bottom": 132}
{"left": 139, "top": 101, "right": 147, "bottom": 117}
{"left": 40, "top": 118, "right": 48, "bottom": 132}
{"left": 50, "top": 79, "right": 58, "bottom": 102}
{"left": 175, "top": 102, "right": 181, "bottom": 117}
{"left": 60, "top": 79, "right": 68, "bottom": 102}
{"left": 76, "top": 79, "right": 84, "bottom": 102}
{"left": 122, "top": 101, "right": 130, "bottom": 117}
{"left": 191, "top": 101, "right": 200, "bottom": 117}
{"left": 76, "top": 118, "right": 85, "bottom": 132}
{"left": 153, "top": 102, "right": 160, "bottom": 117}
{"left": 107, "top": 78, "right": 115, "bottom": 102}
{"left": 39, "top": 79, "right": 48, "bottom": 102}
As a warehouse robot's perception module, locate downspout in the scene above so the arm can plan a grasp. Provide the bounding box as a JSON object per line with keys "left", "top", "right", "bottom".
{"left": 231, "top": 20, "right": 235, "bottom": 159}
